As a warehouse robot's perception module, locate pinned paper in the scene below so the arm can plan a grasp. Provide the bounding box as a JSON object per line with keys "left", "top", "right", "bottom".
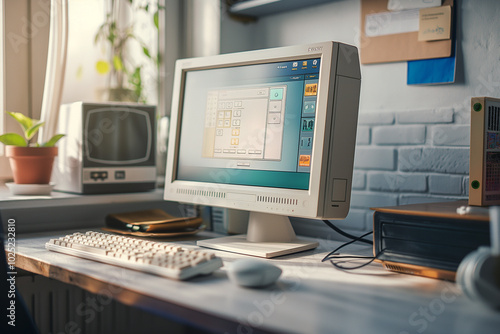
{"left": 407, "top": 44, "right": 456, "bottom": 85}
{"left": 365, "top": 9, "right": 420, "bottom": 37}
{"left": 388, "top": 0, "right": 441, "bottom": 11}
{"left": 360, "top": 0, "right": 453, "bottom": 64}
{"left": 418, "top": 5, "right": 452, "bottom": 41}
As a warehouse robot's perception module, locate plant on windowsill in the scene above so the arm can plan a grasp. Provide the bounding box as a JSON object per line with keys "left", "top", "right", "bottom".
{"left": 0, "top": 112, "right": 64, "bottom": 185}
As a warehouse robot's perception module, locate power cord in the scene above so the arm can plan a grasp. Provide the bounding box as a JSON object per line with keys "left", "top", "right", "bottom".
{"left": 321, "top": 220, "right": 383, "bottom": 270}
{"left": 322, "top": 220, "right": 372, "bottom": 245}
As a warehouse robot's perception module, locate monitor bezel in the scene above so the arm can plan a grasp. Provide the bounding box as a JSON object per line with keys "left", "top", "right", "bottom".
{"left": 164, "top": 42, "right": 348, "bottom": 220}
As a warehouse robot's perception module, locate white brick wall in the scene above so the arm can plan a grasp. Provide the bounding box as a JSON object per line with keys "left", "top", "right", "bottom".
{"left": 368, "top": 172, "right": 427, "bottom": 192}
{"left": 429, "top": 174, "right": 463, "bottom": 195}
{"left": 431, "top": 125, "right": 470, "bottom": 146}
{"left": 399, "top": 147, "right": 469, "bottom": 174}
{"left": 358, "top": 112, "right": 394, "bottom": 125}
{"left": 372, "top": 125, "right": 426, "bottom": 145}
{"left": 397, "top": 108, "right": 454, "bottom": 124}
{"left": 354, "top": 147, "right": 396, "bottom": 170}
{"left": 320, "top": 108, "right": 470, "bottom": 235}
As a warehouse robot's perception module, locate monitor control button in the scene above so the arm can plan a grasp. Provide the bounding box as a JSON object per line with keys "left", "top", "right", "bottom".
{"left": 331, "top": 179, "right": 347, "bottom": 202}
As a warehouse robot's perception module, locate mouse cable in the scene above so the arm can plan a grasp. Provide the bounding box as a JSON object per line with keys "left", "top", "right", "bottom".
{"left": 322, "top": 220, "right": 373, "bottom": 245}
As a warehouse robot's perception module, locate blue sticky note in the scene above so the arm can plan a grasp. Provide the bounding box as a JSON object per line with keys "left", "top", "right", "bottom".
{"left": 407, "top": 52, "right": 456, "bottom": 85}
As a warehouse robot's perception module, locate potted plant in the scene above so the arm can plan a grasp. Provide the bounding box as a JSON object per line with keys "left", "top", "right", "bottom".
{"left": 0, "top": 112, "right": 64, "bottom": 185}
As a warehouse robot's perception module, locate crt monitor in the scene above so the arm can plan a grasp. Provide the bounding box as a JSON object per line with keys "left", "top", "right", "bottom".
{"left": 164, "top": 41, "right": 361, "bottom": 258}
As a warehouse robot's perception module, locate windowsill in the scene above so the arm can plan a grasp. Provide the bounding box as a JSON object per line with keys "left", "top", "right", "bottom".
{"left": 0, "top": 181, "right": 184, "bottom": 234}
{"left": 0, "top": 180, "right": 78, "bottom": 204}
{"left": 0, "top": 181, "right": 165, "bottom": 207}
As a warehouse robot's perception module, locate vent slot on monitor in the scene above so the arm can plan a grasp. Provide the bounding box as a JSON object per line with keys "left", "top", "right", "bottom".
{"left": 176, "top": 188, "right": 226, "bottom": 199}
{"left": 256, "top": 196, "right": 299, "bottom": 206}
{"left": 488, "top": 105, "right": 500, "bottom": 131}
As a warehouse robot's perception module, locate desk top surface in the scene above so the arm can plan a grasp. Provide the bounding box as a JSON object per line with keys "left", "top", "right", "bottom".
{"left": 13, "top": 229, "right": 500, "bottom": 334}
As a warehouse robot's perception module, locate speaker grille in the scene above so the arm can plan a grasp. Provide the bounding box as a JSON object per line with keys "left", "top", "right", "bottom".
{"left": 488, "top": 105, "right": 500, "bottom": 131}
{"left": 176, "top": 189, "right": 299, "bottom": 205}
{"left": 256, "top": 195, "right": 299, "bottom": 206}
{"left": 176, "top": 188, "right": 226, "bottom": 199}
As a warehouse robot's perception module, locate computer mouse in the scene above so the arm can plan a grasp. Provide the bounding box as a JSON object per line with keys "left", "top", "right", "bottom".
{"left": 227, "top": 259, "right": 282, "bottom": 288}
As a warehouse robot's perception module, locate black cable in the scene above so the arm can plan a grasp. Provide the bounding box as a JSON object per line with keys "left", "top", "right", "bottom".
{"left": 322, "top": 230, "right": 373, "bottom": 262}
{"left": 320, "top": 222, "right": 383, "bottom": 270}
{"left": 322, "top": 220, "right": 372, "bottom": 245}
{"left": 328, "top": 254, "right": 380, "bottom": 270}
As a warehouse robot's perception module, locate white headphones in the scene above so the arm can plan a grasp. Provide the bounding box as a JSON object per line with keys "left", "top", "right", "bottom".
{"left": 456, "top": 206, "right": 500, "bottom": 309}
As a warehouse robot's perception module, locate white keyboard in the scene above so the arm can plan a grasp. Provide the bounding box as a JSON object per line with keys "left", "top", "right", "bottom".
{"left": 45, "top": 231, "right": 223, "bottom": 280}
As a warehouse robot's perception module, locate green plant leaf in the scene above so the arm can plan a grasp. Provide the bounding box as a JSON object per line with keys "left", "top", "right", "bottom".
{"left": 142, "top": 46, "right": 151, "bottom": 58}
{"left": 25, "top": 121, "right": 44, "bottom": 141}
{"left": 42, "top": 134, "right": 65, "bottom": 147}
{"left": 108, "top": 31, "right": 116, "bottom": 45}
{"left": 0, "top": 133, "right": 27, "bottom": 146}
{"left": 113, "top": 55, "right": 123, "bottom": 71}
{"left": 154, "top": 11, "right": 159, "bottom": 30}
{"left": 7, "top": 111, "right": 33, "bottom": 132}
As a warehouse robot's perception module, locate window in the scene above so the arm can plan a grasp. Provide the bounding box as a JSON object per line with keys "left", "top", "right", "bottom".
{"left": 0, "top": 1, "right": 10, "bottom": 178}
{"left": 0, "top": 0, "right": 217, "bottom": 182}
{"left": 0, "top": 1, "right": 4, "bottom": 141}
{"left": 0, "top": 0, "right": 49, "bottom": 180}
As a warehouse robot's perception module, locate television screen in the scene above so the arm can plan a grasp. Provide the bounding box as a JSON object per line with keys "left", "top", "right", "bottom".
{"left": 85, "top": 108, "right": 152, "bottom": 164}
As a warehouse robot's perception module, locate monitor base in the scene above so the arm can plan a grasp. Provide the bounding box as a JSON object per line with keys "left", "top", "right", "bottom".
{"left": 197, "top": 212, "right": 318, "bottom": 258}
{"left": 197, "top": 234, "right": 318, "bottom": 258}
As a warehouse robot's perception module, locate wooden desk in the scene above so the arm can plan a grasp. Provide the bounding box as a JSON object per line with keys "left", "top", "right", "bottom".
{"left": 13, "top": 229, "right": 500, "bottom": 334}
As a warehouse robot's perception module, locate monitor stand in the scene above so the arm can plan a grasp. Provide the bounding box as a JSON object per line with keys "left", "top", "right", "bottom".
{"left": 197, "top": 212, "right": 319, "bottom": 258}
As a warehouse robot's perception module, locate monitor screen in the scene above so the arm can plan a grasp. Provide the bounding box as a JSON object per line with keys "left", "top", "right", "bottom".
{"left": 176, "top": 58, "right": 321, "bottom": 190}
{"left": 84, "top": 108, "right": 153, "bottom": 165}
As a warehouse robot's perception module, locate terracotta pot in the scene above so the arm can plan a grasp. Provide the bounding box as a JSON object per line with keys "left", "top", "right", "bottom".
{"left": 5, "top": 146, "right": 58, "bottom": 184}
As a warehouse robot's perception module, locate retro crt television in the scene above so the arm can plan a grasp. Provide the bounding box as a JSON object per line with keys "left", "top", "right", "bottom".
{"left": 164, "top": 41, "right": 361, "bottom": 258}
{"left": 53, "top": 102, "right": 156, "bottom": 194}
